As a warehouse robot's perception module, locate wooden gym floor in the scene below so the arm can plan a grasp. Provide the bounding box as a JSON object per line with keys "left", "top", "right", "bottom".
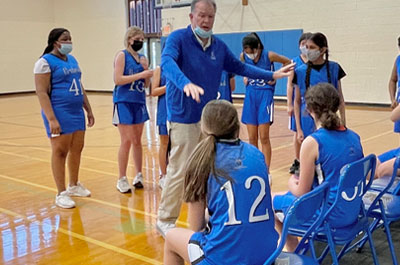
{"left": 0, "top": 93, "right": 398, "bottom": 264}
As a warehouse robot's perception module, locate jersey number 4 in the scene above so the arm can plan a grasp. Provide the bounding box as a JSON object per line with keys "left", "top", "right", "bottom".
{"left": 69, "top": 78, "right": 82, "bottom": 96}
{"left": 221, "top": 176, "right": 270, "bottom": 226}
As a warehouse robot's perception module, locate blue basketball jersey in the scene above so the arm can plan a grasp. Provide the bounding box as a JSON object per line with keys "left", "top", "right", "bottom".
{"left": 43, "top": 53, "right": 83, "bottom": 110}
{"left": 311, "top": 127, "right": 364, "bottom": 228}
{"left": 198, "top": 141, "right": 278, "bottom": 264}
{"left": 292, "top": 55, "right": 306, "bottom": 69}
{"left": 218, "top": 71, "right": 233, "bottom": 102}
{"left": 396, "top": 55, "right": 400, "bottom": 102}
{"left": 113, "top": 50, "right": 146, "bottom": 104}
{"left": 156, "top": 71, "right": 167, "bottom": 126}
{"left": 244, "top": 50, "right": 275, "bottom": 91}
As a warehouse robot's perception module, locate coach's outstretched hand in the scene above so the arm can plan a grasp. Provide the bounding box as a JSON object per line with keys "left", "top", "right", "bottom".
{"left": 184, "top": 83, "right": 204, "bottom": 103}
{"left": 272, "top": 62, "right": 296, "bottom": 80}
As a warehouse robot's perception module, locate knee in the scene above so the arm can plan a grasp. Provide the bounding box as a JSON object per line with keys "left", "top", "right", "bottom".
{"left": 259, "top": 135, "right": 270, "bottom": 145}
{"left": 53, "top": 146, "right": 69, "bottom": 158}
{"left": 131, "top": 137, "right": 142, "bottom": 147}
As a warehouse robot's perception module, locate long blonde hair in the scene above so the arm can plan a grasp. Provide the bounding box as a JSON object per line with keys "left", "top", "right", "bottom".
{"left": 184, "top": 100, "right": 240, "bottom": 203}
{"left": 124, "top": 26, "right": 144, "bottom": 55}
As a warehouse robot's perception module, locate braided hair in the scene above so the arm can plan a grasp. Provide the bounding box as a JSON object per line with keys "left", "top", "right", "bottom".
{"left": 305, "top": 32, "right": 331, "bottom": 89}
{"left": 42, "top": 28, "right": 69, "bottom": 56}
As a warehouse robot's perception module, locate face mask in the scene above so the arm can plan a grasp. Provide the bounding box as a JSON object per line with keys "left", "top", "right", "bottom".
{"left": 307, "top": 49, "right": 321, "bottom": 61}
{"left": 245, "top": 52, "right": 258, "bottom": 60}
{"left": 131, "top": 40, "right": 143, "bottom": 51}
{"left": 58, "top": 43, "right": 73, "bottom": 55}
{"left": 300, "top": 45, "right": 307, "bottom": 55}
{"left": 194, "top": 26, "right": 213, "bottom": 39}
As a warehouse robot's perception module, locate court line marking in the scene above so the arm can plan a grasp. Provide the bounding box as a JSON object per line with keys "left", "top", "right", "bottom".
{"left": 0, "top": 207, "right": 162, "bottom": 265}
{"left": 0, "top": 172, "right": 188, "bottom": 227}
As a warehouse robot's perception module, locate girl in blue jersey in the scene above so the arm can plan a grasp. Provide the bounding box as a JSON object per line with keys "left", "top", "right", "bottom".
{"left": 163, "top": 100, "right": 278, "bottom": 265}
{"left": 151, "top": 65, "right": 168, "bottom": 189}
{"left": 388, "top": 36, "right": 400, "bottom": 132}
{"left": 34, "top": 28, "right": 94, "bottom": 209}
{"left": 273, "top": 83, "right": 363, "bottom": 251}
{"left": 113, "top": 27, "right": 153, "bottom": 193}
{"left": 217, "top": 71, "right": 235, "bottom": 102}
{"left": 240, "top": 32, "right": 291, "bottom": 178}
{"left": 287, "top": 32, "right": 312, "bottom": 175}
{"left": 293, "top": 32, "right": 347, "bottom": 145}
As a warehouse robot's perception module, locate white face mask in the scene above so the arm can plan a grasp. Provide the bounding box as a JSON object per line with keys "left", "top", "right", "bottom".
{"left": 245, "top": 52, "right": 258, "bottom": 60}
{"left": 306, "top": 49, "right": 321, "bottom": 61}
{"left": 300, "top": 45, "right": 307, "bottom": 56}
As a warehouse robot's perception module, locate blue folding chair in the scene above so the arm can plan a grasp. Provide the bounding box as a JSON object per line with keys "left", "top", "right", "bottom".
{"left": 288, "top": 154, "right": 379, "bottom": 265}
{"left": 359, "top": 155, "right": 400, "bottom": 265}
{"left": 263, "top": 182, "right": 330, "bottom": 265}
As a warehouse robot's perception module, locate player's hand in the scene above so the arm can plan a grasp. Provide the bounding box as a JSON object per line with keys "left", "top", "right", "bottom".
{"left": 183, "top": 83, "right": 204, "bottom": 103}
{"left": 287, "top": 104, "right": 294, "bottom": 116}
{"left": 267, "top": 79, "right": 276, "bottom": 86}
{"left": 87, "top": 111, "right": 95, "bottom": 127}
{"left": 296, "top": 130, "right": 304, "bottom": 143}
{"left": 49, "top": 118, "right": 61, "bottom": 135}
{"left": 391, "top": 100, "right": 398, "bottom": 109}
{"left": 272, "top": 63, "right": 295, "bottom": 79}
{"left": 141, "top": 69, "right": 154, "bottom": 79}
{"left": 139, "top": 56, "right": 149, "bottom": 70}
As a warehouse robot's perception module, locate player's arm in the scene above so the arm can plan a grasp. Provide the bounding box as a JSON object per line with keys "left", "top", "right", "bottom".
{"left": 389, "top": 61, "right": 398, "bottom": 109}
{"left": 150, "top": 67, "right": 166, "bottom": 97}
{"left": 289, "top": 136, "right": 317, "bottom": 197}
{"left": 229, "top": 75, "right": 236, "bottom": 92}
{"left": 81, "top": 82, "right": 95, "bottom": 127}
{"left": 188, "top": 200, "right": 206, "bottom": 232}
{"left": 113, "top": 51, "right": 153, "bottom": 86}
{"left": 35, "top": 72, "right": 61, "bottom": 135}
{"left": 286, "top": 71, "right": 295, "bottom": 116}
{"left": 269, "top": 51, "right": 291, "bottom": 66}
{"left": 293, "top": 84, "right": 304, "bottom": 143}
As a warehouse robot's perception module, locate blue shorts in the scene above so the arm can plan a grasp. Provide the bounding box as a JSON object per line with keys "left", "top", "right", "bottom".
{"left": 273, "top": 191, "right": 297, "bottom": 215}
{"left": 378, "top": 148, "right": 400, "bottom": 163}
{"left": 41, "top": 108, "right": 85, "bottom": 138}
{"left": 394, "top": 120, "right": 400, "bottom": 133}
{"left": 242, "top": 88, "right": 274, "bottom": 125}
{"left": 158, "top": 124, "right": 168, "bottom": 135}
{"left": 112, "top": 102, "right": 149, "bottom": 125}
{"left": 289, "top": 114, "right": 296, "bottom": 132}
{"left": 299, "top": 103, "right": 315, "bottom": 138}
{"left": 188, "top": 232, "right": 213, "bottom": 265}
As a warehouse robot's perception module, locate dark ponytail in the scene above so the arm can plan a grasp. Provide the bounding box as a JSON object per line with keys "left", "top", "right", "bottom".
{"left": 242, "top": 32, "right": 264, "bottom": 52}
{"left": 305, "top": 83, "right": 341, "bottom": 130}
{"left": 42, "top": 28, "right": 69, "bottom": 56}
{"left": 184, "top": 100, "right": 240, "bottom": 203}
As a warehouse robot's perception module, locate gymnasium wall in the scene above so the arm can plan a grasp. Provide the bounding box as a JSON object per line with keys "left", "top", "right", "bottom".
{"left": 0, "top": 0, "right": 127, "bottom": 94}
{"left": 0, "top": 0, "right": 54, "bottom": 94}
{"left": 162, "top": 0, "right": 400, "bottom": 104}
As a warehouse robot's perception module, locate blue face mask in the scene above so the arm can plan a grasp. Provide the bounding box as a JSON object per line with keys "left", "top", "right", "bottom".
{"left": 194, "top": 26, "right": 213, "bottom": 39}
{"left": 58, "top": 43, "right": 73, "bottom": 55}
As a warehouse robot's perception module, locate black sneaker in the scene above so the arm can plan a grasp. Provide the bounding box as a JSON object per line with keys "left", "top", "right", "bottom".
{"left": 289, "top": 159, "right": 300, "bottom": 174}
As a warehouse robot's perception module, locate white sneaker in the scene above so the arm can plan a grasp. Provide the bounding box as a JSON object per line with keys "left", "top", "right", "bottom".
{"left": 133, "top": 172, "right": 144, "bottom": 189}
{"left": 117, "top": 176, "right": 131, "bottom": 193}
{"left": 156, "top": 220, "right": 176, "bottom": 238}
{"left": 67, "top": 182, "right": 91, "bottom": 197}
{"left": 55, "top": 191, "right": 76, "bottom": 209}
{"left": 158, "top": 175, "right": 166, "bottom": 189}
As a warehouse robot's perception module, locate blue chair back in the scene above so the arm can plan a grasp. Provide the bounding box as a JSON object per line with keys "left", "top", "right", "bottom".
{"left": 325, "top": 154, "right": 376, "bottom": 228}
{"left": 264, "top": 182, "right": 330, "bottom": 265}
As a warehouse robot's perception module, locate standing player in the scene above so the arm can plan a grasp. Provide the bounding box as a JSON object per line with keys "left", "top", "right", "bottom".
{"left": 293, "top": 32, "right": 346, "bottom": 146}
{"left": 113, "top": 26, "right": 153, "bottom": 193}
{"left": 388, "top": 36, "right": 400, "bottom": 133}
{"left": 163, "top": 100, "right": 278, "bottom": 265}
{"left": 34, "top": 28, "right": 94, "bottom": 208}
{"left": 217, "top": 71, "right": 235, "bottom": 102}
{"left": 274, "top": 83, "right": 363, "bottom": 251}
{"left": 151, "top": 65, "right": 168, "bottom": 189}
{"left": 240, "top": 32, "right": 291, "bottom": 177}
{"left": 287, "top": 32, "right": 312, "bottom": 175}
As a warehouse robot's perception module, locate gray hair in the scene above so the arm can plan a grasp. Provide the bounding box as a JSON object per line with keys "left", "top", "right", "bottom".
{"left": 191, "top": 0, "right": 216, "bottom": 13}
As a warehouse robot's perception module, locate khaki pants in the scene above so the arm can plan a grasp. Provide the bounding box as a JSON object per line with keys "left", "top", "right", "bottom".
{"left": 157, "top": 122, "right": 202, "bottom": 223}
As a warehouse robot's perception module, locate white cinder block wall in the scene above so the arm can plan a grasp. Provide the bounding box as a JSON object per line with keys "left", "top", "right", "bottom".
{"left": 162, "top": 0, "right": 400, "bottom": 104}
{"left": 1, "top": 0, "right": 399, "bottom": 104}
